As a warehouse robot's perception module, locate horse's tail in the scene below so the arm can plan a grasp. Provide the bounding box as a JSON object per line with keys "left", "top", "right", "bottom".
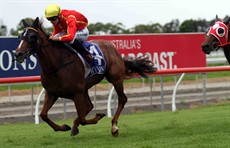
{"left": 124, "top": 56, "right": 157, "bottom": 78}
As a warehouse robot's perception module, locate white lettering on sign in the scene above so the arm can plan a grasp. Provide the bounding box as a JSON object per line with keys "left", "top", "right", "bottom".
{"left": 0, "top": 50, "right": 12, "bottom": 70}
{"left": 121, "top": 51, "right": 177, "bottom": 70}
{"left": 0, "top": 49, "right": 38, "bottom": 71}
{"left": 109, "top": 39, "right": 141, "bottom": 50}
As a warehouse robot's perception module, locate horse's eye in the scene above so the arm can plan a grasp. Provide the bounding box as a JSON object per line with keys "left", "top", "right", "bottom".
{"left": 28, "top": 34, "right": 38, "bottom": 42}
{"left": 217, "top": 28, "right": 225, "bottom": 37}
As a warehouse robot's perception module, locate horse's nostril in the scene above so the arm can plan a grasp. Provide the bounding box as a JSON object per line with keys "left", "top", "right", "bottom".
{"left": 14, "top": 51, "right": 25, "bottom": 63}
{"left": 212, "top": 42, "right": 218, "bottom": 48}
{"left": 202, "top": 44, "right": 209, "bottom": 49}
{"left": 202, "top": 44, "right": 207, "bottom": 50}
{"left": 201, "top": 44, "right": 205, "bottom": 49}
{"left": 15, "top": 52, "right": 23, "bottom": 57}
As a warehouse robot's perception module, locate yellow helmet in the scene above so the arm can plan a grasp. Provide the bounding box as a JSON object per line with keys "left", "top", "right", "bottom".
{"left": 45, "top": 4, "right": 61, "bottom": 18}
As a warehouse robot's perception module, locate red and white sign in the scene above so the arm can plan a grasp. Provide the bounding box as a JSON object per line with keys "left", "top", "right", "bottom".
{"left": 88, "top": 33, "right": 206, "bottom": 69}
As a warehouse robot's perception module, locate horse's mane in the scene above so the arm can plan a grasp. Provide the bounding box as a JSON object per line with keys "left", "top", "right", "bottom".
{"left": 37, "top": 21, "right": 66, "bottom": 48}
{"left": 37, "top": 21, "right": 50, "bottom": 41}
{"left": 228, "top": 26, "right": 230, "bottom": 41}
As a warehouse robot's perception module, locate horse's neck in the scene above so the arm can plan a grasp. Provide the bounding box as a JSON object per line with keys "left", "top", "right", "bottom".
{"left": 223, "top": 46, "right": 230, "bottom": 64}
{"left": 37, "top": 29, "right": 63, "bottom": 72}
{"left": 37, "top": 45, "right": 61, "bottom": 72}
{"left": 225, "top": 32, "right": 230, "bottom": 64}
{"left": 37, "top": 29, "right": 80, "bottom": 73}
{"left": 37, "top": 42, "right": 80, "bottom": 74}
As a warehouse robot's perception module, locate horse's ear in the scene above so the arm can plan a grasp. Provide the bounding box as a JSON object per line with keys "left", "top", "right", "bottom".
{"left": 32, "top": 17, "right": 39, "bottom": 29}
{"left": 215, "top": 15, "right": 219, "bottom": 22}
{"left": 22, "top": 19, "right": 29, "bottom": 27}
{"left": 223, "top": 17, "right": 230, "bottom": 25}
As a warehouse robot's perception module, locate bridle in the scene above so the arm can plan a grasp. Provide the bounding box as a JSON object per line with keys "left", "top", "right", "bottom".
{"left": 18, "top": 27, "right": 75, "bottom": 74}
{"left": 18, "top": 27, "right": 49, "bottom": 57}
{"left": 206, "top": 20, "right": 230, "bottom": 51}
{"left": 15, "top": 17, "right": 77, "bottom": 74}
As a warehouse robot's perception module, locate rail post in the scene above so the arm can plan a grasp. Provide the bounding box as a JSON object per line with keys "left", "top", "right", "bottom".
{"left": 35, "top": 88, "right": 45, "bottom": 124}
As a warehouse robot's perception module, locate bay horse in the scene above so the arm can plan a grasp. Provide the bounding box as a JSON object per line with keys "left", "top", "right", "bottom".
{"left": 14, "top": 17, "right": 157, "bottom": 137}
{"left": 202, "top": 16, "right": 230, "bottom": 64}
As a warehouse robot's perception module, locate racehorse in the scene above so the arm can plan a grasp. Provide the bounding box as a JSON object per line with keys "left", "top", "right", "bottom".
{"left": 201, "top": 16, "right": 230, "bottom": 64}
{"left": 14, "top": 17, "right": 157, "bottom": 137}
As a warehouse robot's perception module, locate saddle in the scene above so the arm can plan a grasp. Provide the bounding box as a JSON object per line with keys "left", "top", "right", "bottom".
{"left": 64, "top": 41, "right": 106, "bottom": 78}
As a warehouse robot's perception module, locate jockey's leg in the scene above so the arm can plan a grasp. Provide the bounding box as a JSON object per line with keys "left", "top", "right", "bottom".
{"left": 70, "top": 39, "right": 94, "bottom": 63}
{"left": 69, "top": 27, "right": 94, "bottom": 63}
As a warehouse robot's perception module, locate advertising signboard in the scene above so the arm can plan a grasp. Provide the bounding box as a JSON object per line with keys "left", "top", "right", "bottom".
{"left": 0, "top": 37, "right": 40, "bottom": 78}
{"left": 89, "top": 33, "right": 206, "bottom": 70}
{"left": 0, "top": 33, "right": 206, "bottom": 78}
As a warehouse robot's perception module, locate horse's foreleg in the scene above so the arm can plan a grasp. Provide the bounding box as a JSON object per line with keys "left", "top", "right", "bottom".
{"left": 71, "top": 92, "right": 105, "bottom": 136}
{"left": 111, "top": 82, "right": 127, "bottom": 137}
{"left": 40, "top": 93, "right": 71, "bottom": 132}
{"left": 71, "top": 113, "right": 105, "bottom": 136}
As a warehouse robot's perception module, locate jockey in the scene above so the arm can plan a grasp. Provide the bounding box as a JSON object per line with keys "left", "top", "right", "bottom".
{"left": 44, "top": 4, "right": 94, "bottom": 63}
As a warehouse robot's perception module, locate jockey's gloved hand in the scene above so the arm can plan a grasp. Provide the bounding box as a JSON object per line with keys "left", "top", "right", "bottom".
{"left": 49, "top": 36, "right": 61, "bottom": 41}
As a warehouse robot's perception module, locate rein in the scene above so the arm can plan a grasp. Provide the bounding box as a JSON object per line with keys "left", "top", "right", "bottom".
{"left": 16, "top": 26, "right": 77, "bottom": 75}
{"left": 217, "top": 42, "right": 230, "bottom": 47}
{"left": 20, "top": 27, "right": 75, "bottom": 75}
{"left": 36, "top": 28, "right": 76, "bottom": 75}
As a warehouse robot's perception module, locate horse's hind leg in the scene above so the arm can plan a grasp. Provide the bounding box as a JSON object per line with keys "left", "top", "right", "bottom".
{"left": 111, "top": 81, "right": 127, "bottom": 137}
{"left": 40, "top": 92, "right": 71, "bottom": 132}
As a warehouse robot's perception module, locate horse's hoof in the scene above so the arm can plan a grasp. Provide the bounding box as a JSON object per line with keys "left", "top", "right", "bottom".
{"left": 71, "top": 128, "right": 79, "bottom": 136}
{"left": 96, "top": 113, "right": 106, "bottom": 118}
{"left": 111, "top": 129, "right": 119, "bottom": 137}
{"left": 62, "top": 124, "right": 71, "bottom": 131}
{"left": 111, "top": 125, "right": 119, "bottom": 137}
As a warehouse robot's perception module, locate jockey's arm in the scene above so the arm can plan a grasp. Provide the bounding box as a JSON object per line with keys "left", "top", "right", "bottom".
{"left": 59, "top": 17, "right": 77, "bottom": 42}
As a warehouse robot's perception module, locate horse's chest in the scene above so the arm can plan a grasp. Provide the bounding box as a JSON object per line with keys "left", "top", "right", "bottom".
{"left": 46, "top": 87, "right": 75, "bottom": 99}
{"left": 42, "top": 79, "right": 75, "bottom": 99}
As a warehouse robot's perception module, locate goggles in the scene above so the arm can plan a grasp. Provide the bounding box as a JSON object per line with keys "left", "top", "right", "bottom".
{"left": 47, "top": 16, "right": 58, "bottom": 21}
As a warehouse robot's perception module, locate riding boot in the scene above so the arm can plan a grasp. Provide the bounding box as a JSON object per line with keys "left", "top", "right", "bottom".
{"left": 70, "top": 39, "right": 94, "bottom": 63}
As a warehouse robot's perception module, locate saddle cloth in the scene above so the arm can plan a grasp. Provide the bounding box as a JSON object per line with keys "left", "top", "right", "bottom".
{"left": 78, "top": 41, "right": 106, "bottom": 78}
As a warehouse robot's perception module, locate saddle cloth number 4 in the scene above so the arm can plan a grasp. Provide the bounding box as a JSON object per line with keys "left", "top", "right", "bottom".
{"left": 89, "top": 45, "right": 103, "bottom": 65}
